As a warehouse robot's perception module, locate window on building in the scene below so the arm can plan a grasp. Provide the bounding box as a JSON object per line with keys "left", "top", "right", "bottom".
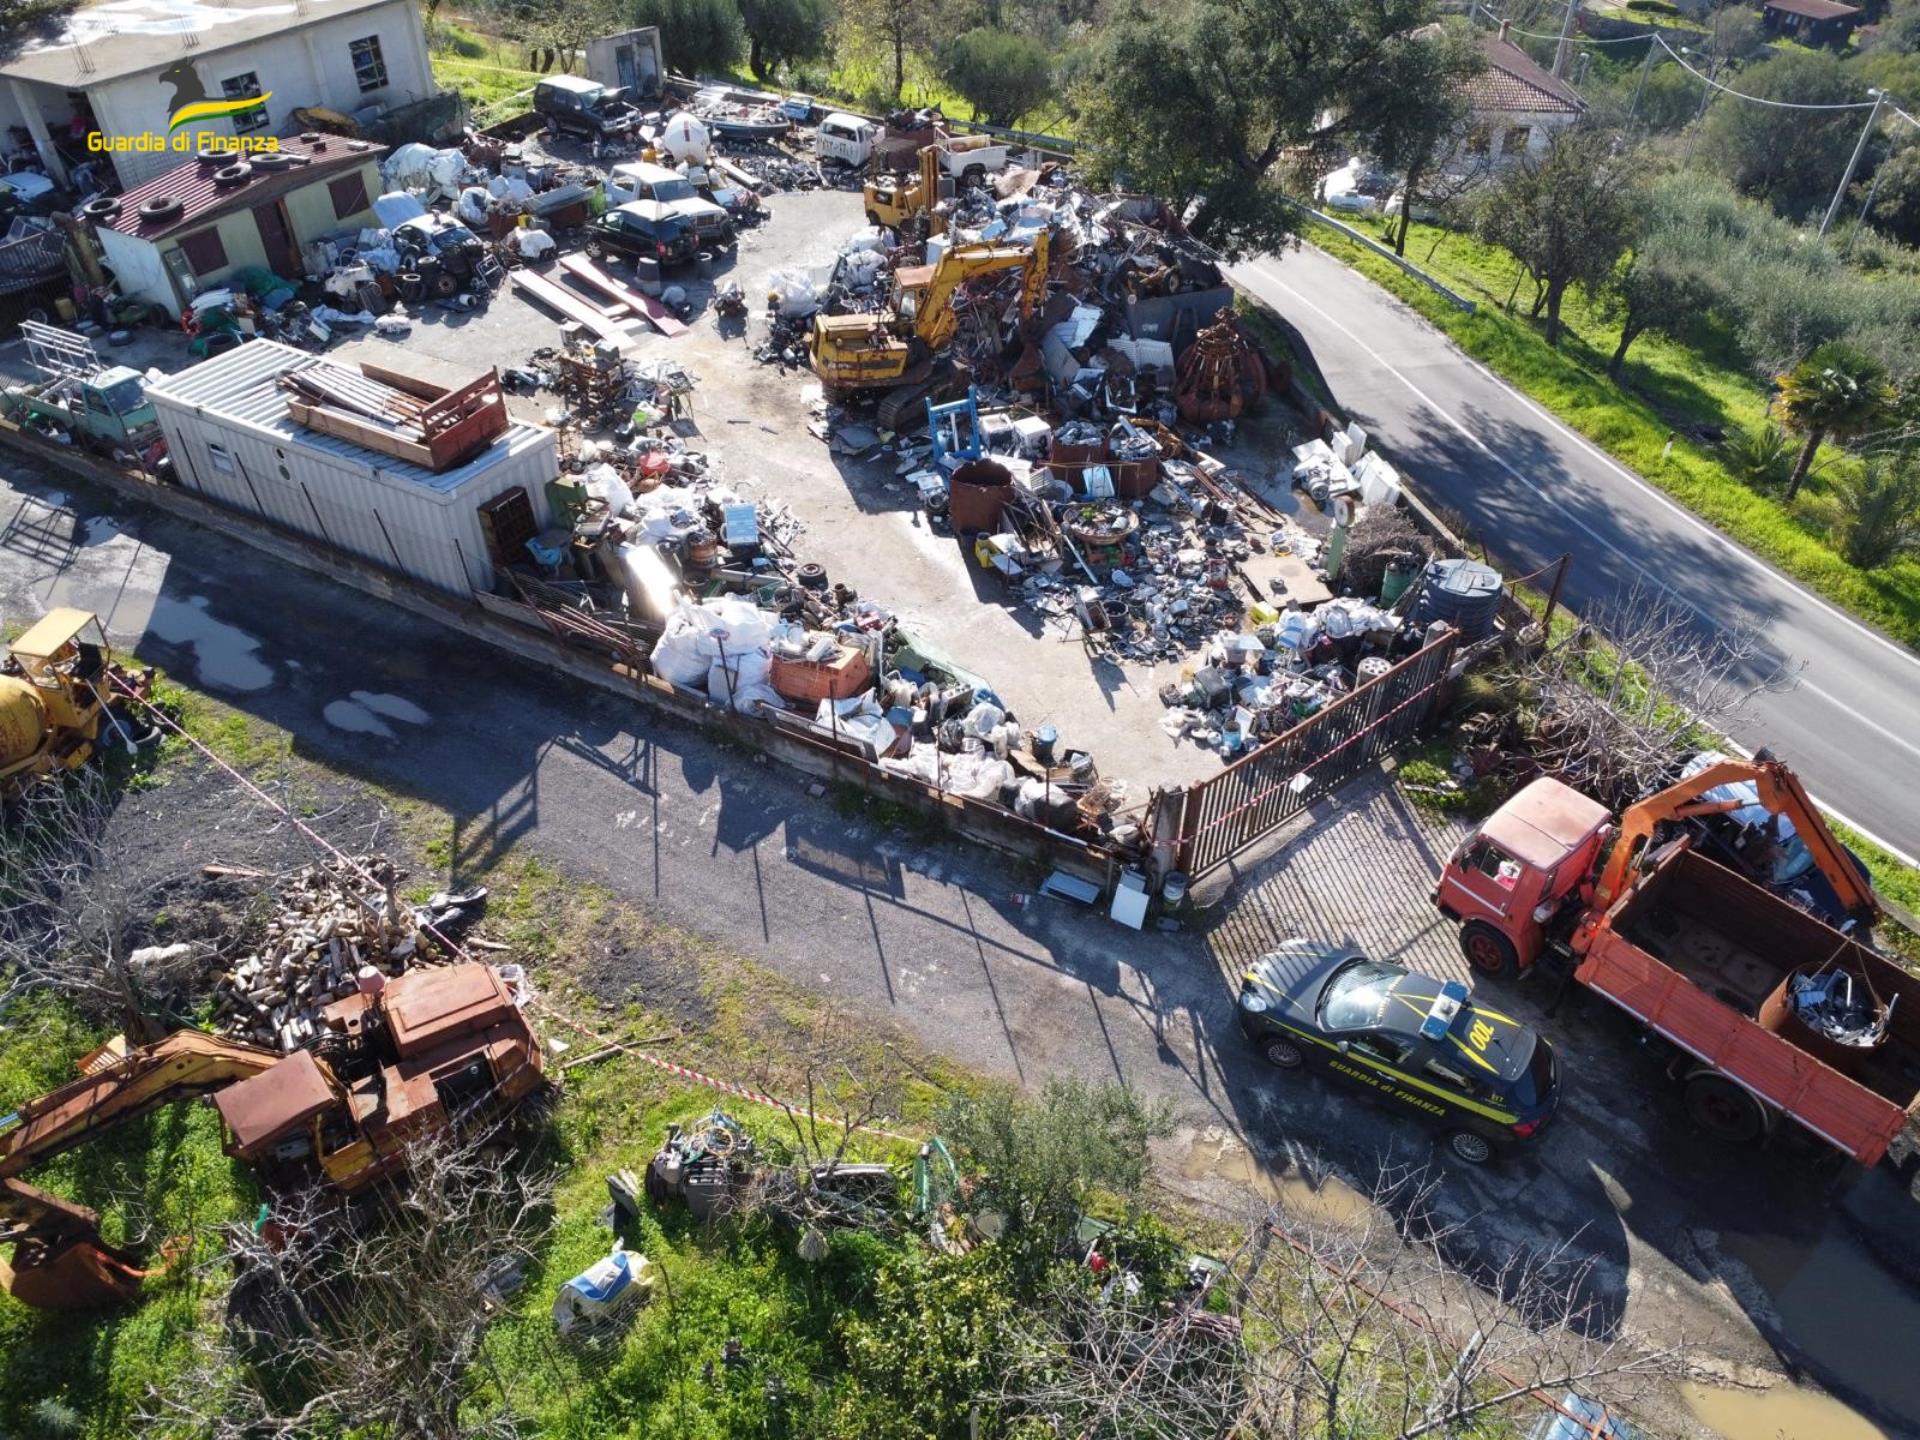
{"left": 350, "top": 36, "right": 389, "bottom": 93}
{"left": 207, "top": 443, "right": 235, "bottom": 474}
{"left": 221, "top": 72, "right": 269, "bottom": 133}
{"left": 177, "top": 227, "right": 228, "bottom": 277}
{"left": 1465, "top": 124, "right": 1492, "bottom": 156}
{"left": 329, "top": 172, "right": 371, "bottom": 220}
{"left": 1501, "top": 125, "right": 1532, "bottom": 156}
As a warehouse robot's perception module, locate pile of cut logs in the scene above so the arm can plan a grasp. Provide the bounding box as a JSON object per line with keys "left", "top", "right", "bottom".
{"left": 211, "top": 857, "right": 451, "bottom": 1052}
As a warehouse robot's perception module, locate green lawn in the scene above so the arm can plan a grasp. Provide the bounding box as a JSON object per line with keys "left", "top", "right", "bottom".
{"left": 1306, "top": 215, "right": 1920, "bottom": 652}
{"left": 427, "top": 18, "right": 542, "bottom": 122}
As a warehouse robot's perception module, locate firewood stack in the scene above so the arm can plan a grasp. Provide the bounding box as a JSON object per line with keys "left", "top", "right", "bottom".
{"left": 210, "top": 857, "right": 452, "bottom": 1052}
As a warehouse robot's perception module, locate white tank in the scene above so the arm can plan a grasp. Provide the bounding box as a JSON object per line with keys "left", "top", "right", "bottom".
{"left": 659, "top": 113, "right": 711, "bottom": 165}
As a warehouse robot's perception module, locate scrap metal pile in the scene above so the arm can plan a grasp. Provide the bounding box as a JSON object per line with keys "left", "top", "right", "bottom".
{"left": 208, "top": 857, "right": 486, "bottom": 1052}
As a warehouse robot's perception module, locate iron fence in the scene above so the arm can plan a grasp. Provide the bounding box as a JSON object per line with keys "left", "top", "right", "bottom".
{"left": 1170, "top": 627, "right": 1458, "bottom": 876}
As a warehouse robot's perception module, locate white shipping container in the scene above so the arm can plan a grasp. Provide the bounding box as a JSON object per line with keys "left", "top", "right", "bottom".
{"left": 146, "top": 340, "right": 555, "bottom": 597}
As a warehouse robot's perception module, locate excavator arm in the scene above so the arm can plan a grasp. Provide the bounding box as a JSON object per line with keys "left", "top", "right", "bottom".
{"left": 915, "top": 237, "right": 1052, "bottom": 354}
{"left": 0, "top": 1030, "right": 282, "bottom": 1308}
{"left": 1590, "top": 756, "right": 1879, "bottom": 926}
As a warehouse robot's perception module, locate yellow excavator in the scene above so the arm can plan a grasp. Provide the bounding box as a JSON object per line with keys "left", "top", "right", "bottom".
{"left": 0, "top": 964, "right": 546, "bottom": 1309}
{"left": 1, "top": 608, "right": 151, "bottom": 792}
{"left": 808, "top": 230, "right": 1053, "bottom": 431}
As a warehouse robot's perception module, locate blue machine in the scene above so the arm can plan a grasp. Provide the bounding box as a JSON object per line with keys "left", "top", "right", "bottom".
{"left": 926, "top": 388, "right": 982, "bottom": 466}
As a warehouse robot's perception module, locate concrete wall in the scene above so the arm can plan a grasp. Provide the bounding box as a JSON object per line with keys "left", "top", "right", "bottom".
{"left": 86, "top": 1, "right": 434, "bottom": 185}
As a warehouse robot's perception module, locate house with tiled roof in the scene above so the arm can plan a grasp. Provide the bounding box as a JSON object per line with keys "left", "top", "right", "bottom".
{"left": 1459, "top": 22, "right": 1587, "bottom": 168}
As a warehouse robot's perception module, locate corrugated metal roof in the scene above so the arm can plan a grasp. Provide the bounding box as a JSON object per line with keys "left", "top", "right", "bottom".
{"left": 146, "top": 339, "right": 548, "bottom": 494}
{"left": 102, "top": 135, "right": 387, "bottom": 243}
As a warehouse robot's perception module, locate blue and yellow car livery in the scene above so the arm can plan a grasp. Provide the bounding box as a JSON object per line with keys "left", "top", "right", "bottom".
{"left": 1236, "top": 942, "right": 1559, "bottom": 1160}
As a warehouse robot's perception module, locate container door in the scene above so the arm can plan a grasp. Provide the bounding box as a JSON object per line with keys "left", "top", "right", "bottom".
{"left": 252, "top": 200, "right": 300, "bottom": 280}
{"left": 615, "top": 43, "right": 637, "bottom": 91}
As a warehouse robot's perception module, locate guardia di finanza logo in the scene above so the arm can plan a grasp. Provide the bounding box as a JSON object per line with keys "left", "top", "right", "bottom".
{"left": 89, "top": 61, "right": 283, "bottom": 156}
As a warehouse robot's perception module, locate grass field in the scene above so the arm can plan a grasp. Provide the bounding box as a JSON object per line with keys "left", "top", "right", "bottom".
{"left": 1307, "top": 215, "right": 1920, "bottom": 652}
{"left": 427, "top": 18, "right": 543, "bottom": 122}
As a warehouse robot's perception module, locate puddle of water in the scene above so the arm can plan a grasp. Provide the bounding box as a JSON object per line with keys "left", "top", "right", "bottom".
{"left": 1680, "top": 1381, "right": 1885, "bottom": 1440}
{"left": 1722, "top": 1227, "right": 1920, "bottom": 1427}
{"left": 1175, "top": 1129, "right": 1374, "bottom": 1228}
{"left": 146, "top": 595, "right": 272, "bottom": 691}
{"left": 82, "top": 516, "right": 121, "bottom": 546}
{"left": 323, "top": 700, "right": 395, "bottom": 738}
{"left": 349, "top": 691, "right": 430, "bottom": 725}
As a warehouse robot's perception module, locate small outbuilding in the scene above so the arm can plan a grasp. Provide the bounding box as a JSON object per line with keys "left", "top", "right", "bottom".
{"left": 93, "top": 134, "right": 386, "bottom": 319}
{"left": 1760, "top": 0, "right": 1863, "bottom": 47}
{"left": 145, "top": 339, "right": 555, "bottom": 596}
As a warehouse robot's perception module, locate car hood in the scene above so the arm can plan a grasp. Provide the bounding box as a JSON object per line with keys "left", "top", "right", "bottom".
{"left": 1384, "top": 973, "right": 1536, "bottom": 1085}
{"left": 664, "top": 196, "right": 729, "bottom": 224}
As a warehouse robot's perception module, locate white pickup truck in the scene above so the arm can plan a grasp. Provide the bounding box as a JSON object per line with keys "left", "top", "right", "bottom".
{"left": 813, "top": 116, "right": 1008, "bottom": 179}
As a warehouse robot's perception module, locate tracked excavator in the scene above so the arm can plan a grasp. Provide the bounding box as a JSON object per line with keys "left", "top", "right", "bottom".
{"left": 0, "top": 963, "right": 545, "bottom": 1310}
{"left": 808, "top": 230, "right": 1054, "bottom": 432}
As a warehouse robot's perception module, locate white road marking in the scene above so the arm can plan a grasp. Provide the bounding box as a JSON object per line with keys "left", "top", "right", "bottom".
{"left": 1241, "top": 258, "right": 1920, "bottom": 866}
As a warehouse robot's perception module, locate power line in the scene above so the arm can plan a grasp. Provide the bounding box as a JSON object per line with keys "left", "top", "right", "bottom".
{"left": 1652, "top": 34, "right": 1879, "bottom": 110}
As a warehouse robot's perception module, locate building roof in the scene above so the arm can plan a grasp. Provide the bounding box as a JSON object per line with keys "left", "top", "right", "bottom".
{"left": 0, "top": 0, "right": 400, "bottom": 88}
{"left": 145, "top": 339, "right": 549, "bottom": 495}
{"left": 100, "top": 134, "right": 385, "bottom": 242}
{"left": 1465, "top": 33, "right": 1587, "bottom": 116}
{"left": 1763, "top": 0, "right": 1862, "bottom": 19}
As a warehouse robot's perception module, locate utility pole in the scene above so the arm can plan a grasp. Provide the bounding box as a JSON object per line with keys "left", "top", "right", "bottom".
{"left": 1821, "top": 87, "right": 1887, "bottom": 238}
{"left": 1681, "top": 49, "right": 1722, "bottom": 167}
{"left": 1629, "top": 33, "right": 1658, "bottom": 125}
{"left": 1552, "top": 0, "right": 1580, "bottom": 78}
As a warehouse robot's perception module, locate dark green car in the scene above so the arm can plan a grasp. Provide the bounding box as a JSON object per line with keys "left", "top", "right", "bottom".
{"left": 1236, "top": 942, "right": 1559, "bottom": 1165}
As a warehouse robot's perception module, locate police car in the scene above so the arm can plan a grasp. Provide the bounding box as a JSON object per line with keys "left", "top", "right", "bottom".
{"left": 1236, "top": 942, "right": 1559, "bottom": 1165}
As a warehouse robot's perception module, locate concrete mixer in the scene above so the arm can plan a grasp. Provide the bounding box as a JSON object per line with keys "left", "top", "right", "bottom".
{"left": 0, "top": 608, "right": 151, "bottom": 790}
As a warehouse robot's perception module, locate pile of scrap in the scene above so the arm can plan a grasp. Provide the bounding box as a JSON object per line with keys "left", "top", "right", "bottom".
{"left": 208, "top": 857, "right": 482, "bottom": 1052}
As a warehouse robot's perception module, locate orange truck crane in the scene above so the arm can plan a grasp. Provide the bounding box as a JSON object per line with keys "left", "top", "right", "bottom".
{"left": 0, "top": 964, "right": 545, "bottom": 1309}
{"left": 1435, "top": 757, "right": 1916, "bottom": 1172}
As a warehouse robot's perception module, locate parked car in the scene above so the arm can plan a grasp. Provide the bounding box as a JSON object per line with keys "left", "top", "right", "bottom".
{"left": 534, "top": 74, "right": 640, "bottom": 143}
{"left": 777, "top": 93, "right": 817, "bottom": 124}
{"left": 1236, "top": 941, "right": 1559, "bottom": 1165}
{"left": 602, "top": 161, "right": 734, "bottom": 251}
{"left": 582, "top": 201, "right": 696, "bottom": 267}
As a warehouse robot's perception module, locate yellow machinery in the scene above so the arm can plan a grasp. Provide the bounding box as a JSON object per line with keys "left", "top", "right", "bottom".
{"left": 0, "top": 608, "right": 148, "bottom": 790}
{"left": 862, "top": 135, "right": 1004, "bottom": 235}
{"left": 808, "top": 231, "right": 1053, "bottom": 429}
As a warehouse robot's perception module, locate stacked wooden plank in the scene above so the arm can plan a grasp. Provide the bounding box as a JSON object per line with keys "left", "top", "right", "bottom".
{"left": 278, "top": 358, "right": 510, "bottom": 472}
{"left": 558, "top": 254, "right": 689, "bottom": 338}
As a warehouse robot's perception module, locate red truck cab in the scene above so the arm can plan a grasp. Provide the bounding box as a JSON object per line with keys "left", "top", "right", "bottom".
{"left": 1435, "top": 778, "right": 1613, "bottom": 979}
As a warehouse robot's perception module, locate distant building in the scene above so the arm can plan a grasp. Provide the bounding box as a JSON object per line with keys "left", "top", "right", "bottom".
{"left": 1458, "top": 23, "right": 1587, "bottom": 167}
{"left": 0, "top": 0, "right": 436, "bottom": 189}
{"left": 92, "top": 134, "right": 385, "bottom": 318}
{"left": 1760, "top": 0, "right": 1863, "bottom": 47}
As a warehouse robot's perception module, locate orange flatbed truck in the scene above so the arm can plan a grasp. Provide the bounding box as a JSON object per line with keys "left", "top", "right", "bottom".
{"left": 1437, "top": 773, "right": 1920, "bottom": 1172}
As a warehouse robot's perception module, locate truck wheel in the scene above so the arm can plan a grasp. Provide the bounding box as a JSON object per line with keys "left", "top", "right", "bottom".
{"left": 1261, "top": 1037, "right": 1305, "bottom": 1071}
{"left": 1447, "top": 1130, "right": 1493, "bottom": 1166}
{"left": 1684, "top": 1073, "right": 1767, "bottom": 1144}
{"left": 1459, "top": 922, "right": 1518, "bottom": 980}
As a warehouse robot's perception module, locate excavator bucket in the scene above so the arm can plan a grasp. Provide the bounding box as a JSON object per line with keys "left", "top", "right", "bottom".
{"left": 1, "top": 1236, "right": 152, "bottom": 1309}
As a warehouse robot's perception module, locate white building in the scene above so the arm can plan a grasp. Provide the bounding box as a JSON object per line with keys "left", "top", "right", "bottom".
{"left": 1458, "top": 23, "right": 1586, "bottom": 167}
{"left": 0, "top": 0, "right": 437, "bottom": 189}
{"left": 146, "top": 340, "right": 556, "bottom": 597}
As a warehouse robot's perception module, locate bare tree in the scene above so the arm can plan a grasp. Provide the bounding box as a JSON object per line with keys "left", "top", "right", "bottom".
{"left": 144, "top": 1131, "right": 555, "bottom": 1440}
{"left": 989, "top": 1163, "right": 1684, "bottom": 1439}
{"left": 0, "top": 772, "right": 216, "bottom": 1036}
{"left": 1493, "top": 582, "right": 1800, "bottom": 810}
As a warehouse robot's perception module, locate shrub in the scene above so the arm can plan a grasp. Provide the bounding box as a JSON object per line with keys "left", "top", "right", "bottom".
{"left": 1722, "top": 421, "right": 1796, "bottom": 490}
{"left": 1626, "top": 0, "right": 1681, "bottom": 14}
{"left": 1833, "top": 451, "right": 1920, "bottom": 568}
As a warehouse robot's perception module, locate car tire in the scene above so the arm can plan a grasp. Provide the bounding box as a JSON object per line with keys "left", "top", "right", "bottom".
{"left": 1261, "top": 1037, "right": 1305, "bottom": 1071}
{"left": 1447, "top": 1130, "right": 1493, "bottom": 1166}
{"left": 1684, "top": 1073, "right": 1767, "bottom": 1144}
{"left": 584, "top": 237, "right": 604, "bottom": 260}
{"left": 1460, "top": 921, "right": 1518, "bottom": 981}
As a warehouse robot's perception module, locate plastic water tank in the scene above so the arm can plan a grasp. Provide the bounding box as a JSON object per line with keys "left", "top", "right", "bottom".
{"left": 1411, "top": 558, "right": 1503, "bottom": 642}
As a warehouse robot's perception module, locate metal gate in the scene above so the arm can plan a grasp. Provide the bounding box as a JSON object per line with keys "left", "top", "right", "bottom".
{"left": 1171, "top": 628, "right": 1458, "bottom": 876}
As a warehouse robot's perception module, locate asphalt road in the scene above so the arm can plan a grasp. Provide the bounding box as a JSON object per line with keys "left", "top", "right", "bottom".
{"left": 1231, "top": 244, "right": 1920, "bottom": 862}
{"left": 8, "top": 459, "right": 1920, "bottom": 1435}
